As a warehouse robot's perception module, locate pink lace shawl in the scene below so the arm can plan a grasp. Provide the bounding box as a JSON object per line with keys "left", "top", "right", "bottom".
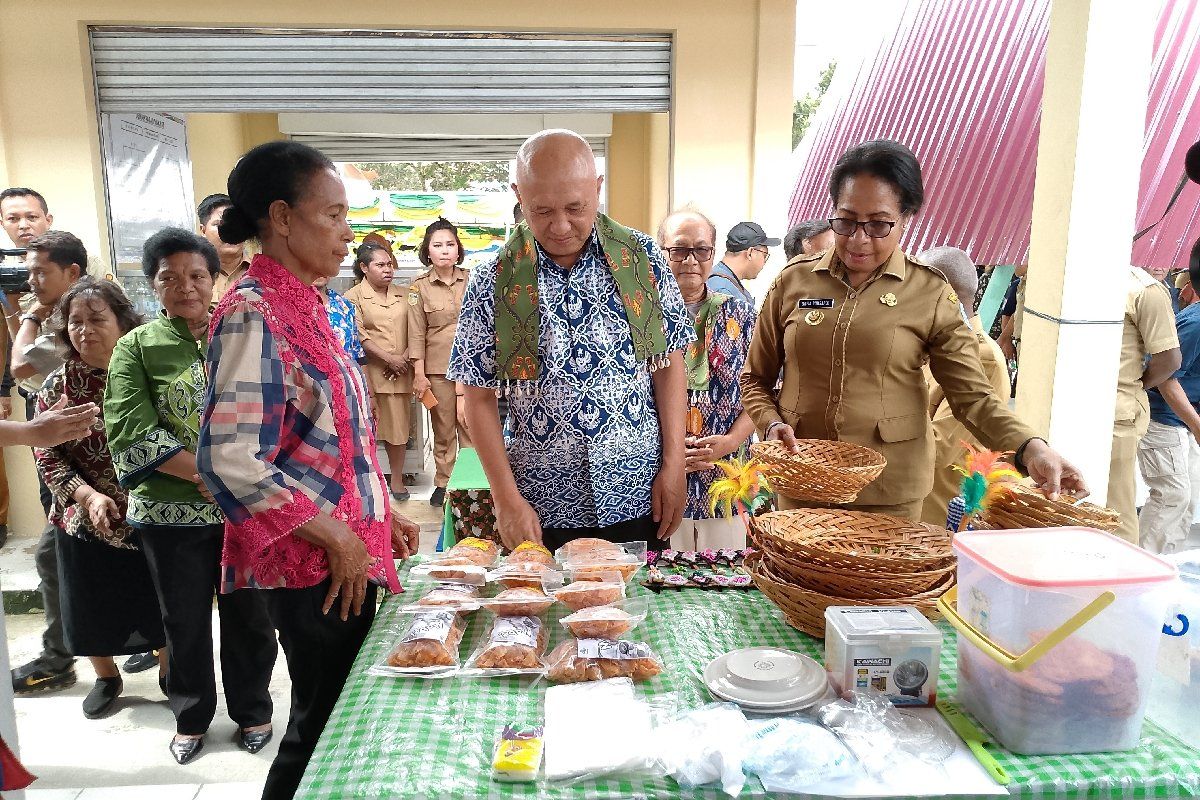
{"left": 211, "top": 254, "right": 399, "bottom": 592}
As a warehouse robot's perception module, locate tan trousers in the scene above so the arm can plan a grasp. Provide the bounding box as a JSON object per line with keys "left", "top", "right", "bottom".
{"left": 428, "top": 374, "right": 471, "bottom": 488}
{"left": 670, "top": 516, "right": 747, "bottom": 551}
{"left": 1108, "top": 421, "right": 1141, "bottom": 544}
{"left": 1136, "top": 419, "right": 1200, "bottom": 553}
{"left": 778, "top": 494, "right": 924, "bottom": 521}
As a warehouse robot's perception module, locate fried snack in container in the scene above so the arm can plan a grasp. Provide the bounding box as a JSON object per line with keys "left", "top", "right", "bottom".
{"left": 489, "top": 561, "right": 560, "bottom": 590}
{"left": 559, "top": 599, "right": 647, "bottom": 639}
{"left": 551, "top": 577, "right": 626, "bottom": 611}
{"left": 555, "top": 538, "right": 623, "bottom": 561}
{"left": 386, "top": 610, "right": 465, "bottom": 669}
{"left": 546, "top": 638, "right": 663, "bottom": 683}
{"left": 506, "top": 541, "right": 555, "bottom": 567}
{"left": 563, "top": 550, "right": 642, "bottom": 583}
{"left": 438, "top": 536, "right": 501, "bottom": 567}
{"left": 416, "top": 583, "right": 481, "bottom": 612}
{"left": 411, "top": 561, "right": 488, "bottom": 586}
{"left": 482, "top": 587, "right": 556, "bottom": 617}
{"left": 472, "top": 616, "right": 548, "bottom": 671}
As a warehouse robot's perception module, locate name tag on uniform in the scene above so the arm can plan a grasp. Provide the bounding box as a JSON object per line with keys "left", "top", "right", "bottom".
{"left": 797, "top": 298, "right": 835, "bottom": 310}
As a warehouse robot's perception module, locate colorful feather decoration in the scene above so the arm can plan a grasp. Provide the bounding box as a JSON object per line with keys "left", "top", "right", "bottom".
{"left": 707, "top": 449, "right": 773, "bottom": 519}
{"left": 949, "top": 443, "right": 1020, "bottom": 532}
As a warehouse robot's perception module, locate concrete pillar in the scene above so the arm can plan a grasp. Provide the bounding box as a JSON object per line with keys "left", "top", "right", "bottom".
{"left": 1014, "top": 0, "right": 1156, "bottom": 503}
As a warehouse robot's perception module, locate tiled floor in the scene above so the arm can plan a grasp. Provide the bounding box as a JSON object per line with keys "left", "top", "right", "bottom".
{"left": 27, "top": 783, "right": 262, "bottom": 799}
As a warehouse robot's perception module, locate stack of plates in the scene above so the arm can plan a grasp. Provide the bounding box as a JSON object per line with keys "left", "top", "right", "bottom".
{"left": 703, "top": 647, "right": 832, "bottom": 714}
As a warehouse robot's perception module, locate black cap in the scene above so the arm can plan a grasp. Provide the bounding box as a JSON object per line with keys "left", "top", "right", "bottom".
{"left": 726, "top": 221, "right": 781, "bottom": 251}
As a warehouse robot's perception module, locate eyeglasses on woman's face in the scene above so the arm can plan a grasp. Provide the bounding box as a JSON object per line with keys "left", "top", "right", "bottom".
{"left": 828, "top": 217, "right": 897, "bottom": 239}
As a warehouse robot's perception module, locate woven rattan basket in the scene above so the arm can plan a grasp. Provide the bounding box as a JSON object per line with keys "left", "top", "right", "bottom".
{"left": 747, "top": 551, "right": 951, "bottom": 637}
{"left": 758, "top": 548, "right": 955, "bottom": 600}
{"left": 977, "top": 486, "right": 1121, "bottom": 533}
{"left": 749, "top": 509, "right": 955, "bottom": 573}
{"left": 750, "top": 440, "right": 886, "bottom": 503}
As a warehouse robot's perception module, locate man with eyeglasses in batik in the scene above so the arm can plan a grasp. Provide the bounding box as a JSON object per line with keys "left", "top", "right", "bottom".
{"left": 740, "top": 138, "right": 1087, "bottom": 521}
{"left": 707, "top": 222, "right": 780, "bottom": 305}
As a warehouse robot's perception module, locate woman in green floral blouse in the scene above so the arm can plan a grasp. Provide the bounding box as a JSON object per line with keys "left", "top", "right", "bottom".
{"left": 104, "top": 228, "right": 277, "bottom": 765}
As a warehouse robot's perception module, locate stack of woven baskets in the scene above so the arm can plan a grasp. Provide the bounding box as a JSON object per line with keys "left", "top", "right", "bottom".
{"left": 976, "top": 484, "right": 1121, "bottom": 533}
{"left": 747, "top": 509, "right": 956, "bottom": 638}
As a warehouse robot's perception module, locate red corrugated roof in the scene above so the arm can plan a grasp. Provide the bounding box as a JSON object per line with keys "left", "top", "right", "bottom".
{"left": 790, "top": 0, "right": 1200, "bottom": 269}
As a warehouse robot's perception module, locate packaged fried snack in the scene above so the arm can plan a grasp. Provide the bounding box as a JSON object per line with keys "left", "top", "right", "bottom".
{"left": 441, "top": 537, "right": 501, "bottom": 567}
{"left": 546, "top": 638, "right": 664, "bottom": 684}
{"left": 482, "top": 587, "right": 556, "bottom": 617}
{"left": 416, "top": 583, "right": 481, "bottom": 611}
{"left": 386, "top": 610, "right": 465, "bottom": 670}
{"left": 489, "top": 561, "right": 561, "bottom": 590}
{"left": 551, "top": 578, "right": 626, "bottom": 611}
{"left": 411, "top": 561, "right": 488, "bottom": 586}
{"left": 506, "top": 541, "right": 555, "bottom": 566}
{"left": 564, "top": 551, "right": 643, "bottom": 583}
{"left": 559, "top": 603, "right": 645, "bottom": 640}
{"left": 555, "top": 537, "right": 623, "bottom": 561}
{"left": 469, "top": 615, "right": 549, "bottom": 672}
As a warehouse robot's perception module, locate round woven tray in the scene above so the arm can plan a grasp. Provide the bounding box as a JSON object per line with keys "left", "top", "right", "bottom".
{"left": 977, "top": 486, "right": 1121, "bottom": 532}
{"left": 749, "top": 509, "right": 955, "bottom": 572}
{"left": 747, "top": 551, "right": 951, "bottom": 637}
{"left": 758, "top": 548, "right": 955, "bottom": 600}
{"left": 750, "top": 440, "right": 886, "bottom": 503}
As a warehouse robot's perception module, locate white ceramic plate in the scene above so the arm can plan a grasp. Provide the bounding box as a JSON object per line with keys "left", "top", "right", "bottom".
{"left": 702, "top": 647, "right": 829, "bottom": 709}
{"left": 707, "top": 681, "right": 837, "bottom": 714}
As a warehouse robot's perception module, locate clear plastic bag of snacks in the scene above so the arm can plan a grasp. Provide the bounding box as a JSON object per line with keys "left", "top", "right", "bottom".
{"left": 549, "top": 575, "right": 627, "bottom": 611}
{"left": 478, "top": 586, "right": 556, "bottom": 617}
{"left": 415, "top": 583, "right": 482, "bottom": 612}
{"left": 375, "top": 609, "right": 466, "bottom": 676}
{"left": 559, "top": 599, "right": 648, "bottom": 640}
{"left": 488, "top": 562, "right": 563, "bottom": 590}
{"left": 546, "top": 637, "right": 664, "bottom": 684}
{"left": 463, "top": 615, "right": 549, "bottom": 675}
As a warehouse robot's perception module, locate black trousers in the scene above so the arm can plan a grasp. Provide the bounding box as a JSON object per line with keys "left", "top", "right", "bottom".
{"left": 34, "top": 523, "right": 72, "bottom": 671}
{"left": 261, "top": 578, "right": 378, "bottom": 800}
{"left": 22, "top": 393, "right": 53, "bottom": 516}
{"left": 138, "top": 523, "right": 276, "bottom": 735}
{"left": 541, "top": 513, "right": 662, "bottom": 554}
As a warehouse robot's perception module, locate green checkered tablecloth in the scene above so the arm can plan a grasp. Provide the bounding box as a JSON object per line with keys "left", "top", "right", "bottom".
{"left": 296, "top": 567, "right": 1200, "bottom": 800}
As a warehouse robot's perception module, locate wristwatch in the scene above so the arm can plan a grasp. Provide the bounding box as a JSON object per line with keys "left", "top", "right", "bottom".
{"left": 19, "top": 313, "right": 42, "bottom": 327}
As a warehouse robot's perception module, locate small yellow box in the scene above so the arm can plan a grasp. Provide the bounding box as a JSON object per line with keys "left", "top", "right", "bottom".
{"left": 491, "top": 724, "right": 544, "bottom": 783}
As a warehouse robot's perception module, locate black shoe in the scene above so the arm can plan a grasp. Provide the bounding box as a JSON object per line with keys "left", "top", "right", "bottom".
{"left": 159, "top": 670, "right": 169, "bottom": 698}
{"left": 82, "top": 677, "right": 122, "bottom": 719}
{"left": 429, "top": 486, "right": 445, "bottom": 507}
{"left": 236, "top": 727, "right": 273, "bottom": 754}
{"left": 11, "top": 661, "right": 76, "bottom": 696}
{"left": 122, "top": 651, "right": 158, "bottom": 674}
{"left": 170, "top": 735, "right": 204, "bottom": 765}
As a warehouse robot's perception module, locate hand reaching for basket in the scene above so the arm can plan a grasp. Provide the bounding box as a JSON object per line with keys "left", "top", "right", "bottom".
{"left": 764, "top": 421, "right": 801, "bottom": 453}
{"left": 1020, "top": 438, "right": 1089, "bottom": 501}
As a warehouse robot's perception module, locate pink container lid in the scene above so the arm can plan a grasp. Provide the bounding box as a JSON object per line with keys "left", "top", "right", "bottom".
{"left": 953, "top": 527, "right": 1178, "bottom": 588}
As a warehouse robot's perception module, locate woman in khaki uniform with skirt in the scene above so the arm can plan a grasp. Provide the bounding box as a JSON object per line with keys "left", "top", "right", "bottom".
{"left": 409, "top": 218, "right": 471, "bottom": 507}
{"left": 345, "top": 242, "right": 414, "bottom": 500}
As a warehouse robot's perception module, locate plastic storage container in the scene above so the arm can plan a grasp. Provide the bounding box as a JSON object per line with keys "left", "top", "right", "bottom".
{"left": 939, "top": 527, "right": 1177, "bottom": 755}
{"left": 824, "top": 606, "right": 943, "bottom": 707}
{"left": 1145, "top": 552, "right": 1200, "bottom": 749}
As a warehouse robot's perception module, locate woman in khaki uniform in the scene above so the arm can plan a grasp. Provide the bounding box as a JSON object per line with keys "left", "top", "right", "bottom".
{"left": 741, "top": 139, "right": 1087, "bottom": 520}
{"left": 345, "top": 242, "right": 413, "bottom": 500}
{"left": 409, "top": 218, "right": 471, "bottom": 507}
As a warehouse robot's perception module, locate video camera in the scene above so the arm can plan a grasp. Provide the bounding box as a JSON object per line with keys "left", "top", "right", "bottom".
{"left": 0, "top": 247, "right": 30, "bottom": 294}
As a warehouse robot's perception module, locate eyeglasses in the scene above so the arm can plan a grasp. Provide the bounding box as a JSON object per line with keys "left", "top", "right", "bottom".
{"left": 751, "top": 247, "right": 771, "bottom": 261}
{"left": 664, "top": 246, "right": 715, "bottom": 263}
{"left": 828, "top": 217, "right": 897, "bottom": 239}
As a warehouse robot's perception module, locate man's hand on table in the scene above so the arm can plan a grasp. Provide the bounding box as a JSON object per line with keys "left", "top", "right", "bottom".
{"left": 391, "top": 513, "right": 420, "bottom": 560}
{"left": 494, "top": 492, "right": 543, "bottom": 550}
{"left": 651, "top": 455, "right": 685, "bottom": 540}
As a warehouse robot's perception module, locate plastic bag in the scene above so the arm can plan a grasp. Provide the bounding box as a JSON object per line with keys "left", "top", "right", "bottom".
{"left": 546, "top": 638, "right": 664, "bottom": 684}
{"left": 818, "top": 691, "right": 954, "bottom": 777}
{"left": 550, "top": 576, "right": 627, "bottom": 611}
{"left": 562, "top": 551, "right": 643, "bottom": 583}
{"left": 559, "top": 598, "right": 648, "bottom": 639}
{"left": 438, "top": 536, "right": 502, "bottom": 567}
{"left": 505, "top": 541, "right": 556, "bottom": 566}
{"left": 415, "top": 583, "right": 482, "bottom": 612}
{"left": 543, "top": 678, "right": 665, "bottom": 782}
{"left": 742, "top": 717, "right": 857, "bottom": 793}
{"left": 410, "top": 562, "right": 489, "bottom": 586}
{"left": 488, "top": 562, "right": 563, "bottom": 590}
{"left": 658, "top": 703, "right": 750, "bottom": 797}
{"left": 379, "top": 609, "right": 465, "bottom": 674}
{"left": 463, "top": 615, "right": 548, "bottom": 675}
{"left": 478, "top": 587, "right": 556, "bottom": 617}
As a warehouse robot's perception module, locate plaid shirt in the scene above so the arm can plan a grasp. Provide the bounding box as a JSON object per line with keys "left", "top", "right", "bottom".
{"left": 198, "top": 257, "right": 395, "bottom": 592}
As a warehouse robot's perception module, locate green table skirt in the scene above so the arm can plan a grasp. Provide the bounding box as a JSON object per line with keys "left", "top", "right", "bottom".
{"left": 296, "top": 564, "right": 1200, "bottom": 800}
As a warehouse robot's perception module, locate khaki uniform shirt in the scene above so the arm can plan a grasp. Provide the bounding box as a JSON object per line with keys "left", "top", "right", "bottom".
{"left": 920, "top": 315, "right": 1012, "bottom": 525}
{"left": 211, "top": 260, "right": 249, "bottom": 308}
{"left": 741, "top": 248, "right": 1037, "bottom": 506}
{"left": 1117, "top": 266, "right": 1179, "bottom": 434}
{"left": 407, "top": 266, "right": 469, "bottom": 376}
{"left": 344, "top": 281, "right": 411, "bottom": 394}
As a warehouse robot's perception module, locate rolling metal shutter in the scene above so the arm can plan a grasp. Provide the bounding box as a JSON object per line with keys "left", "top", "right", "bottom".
{"left": 287, "top": 133, "right": 608, "bottom": 162}
{"left": 89, "top": 27, "right": 672, "bottom": 113}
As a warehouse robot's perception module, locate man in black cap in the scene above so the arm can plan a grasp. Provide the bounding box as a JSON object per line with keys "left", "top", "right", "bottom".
{"left": 707, "top": 221, "right": 780, "bottom": 304}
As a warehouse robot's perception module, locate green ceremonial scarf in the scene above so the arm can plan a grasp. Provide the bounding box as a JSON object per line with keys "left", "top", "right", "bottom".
{"left": 684, "top": 291, "right": 731, "bottom": 393}
{"left": 495, "top": 214, "right": 669, "bottom": 394}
